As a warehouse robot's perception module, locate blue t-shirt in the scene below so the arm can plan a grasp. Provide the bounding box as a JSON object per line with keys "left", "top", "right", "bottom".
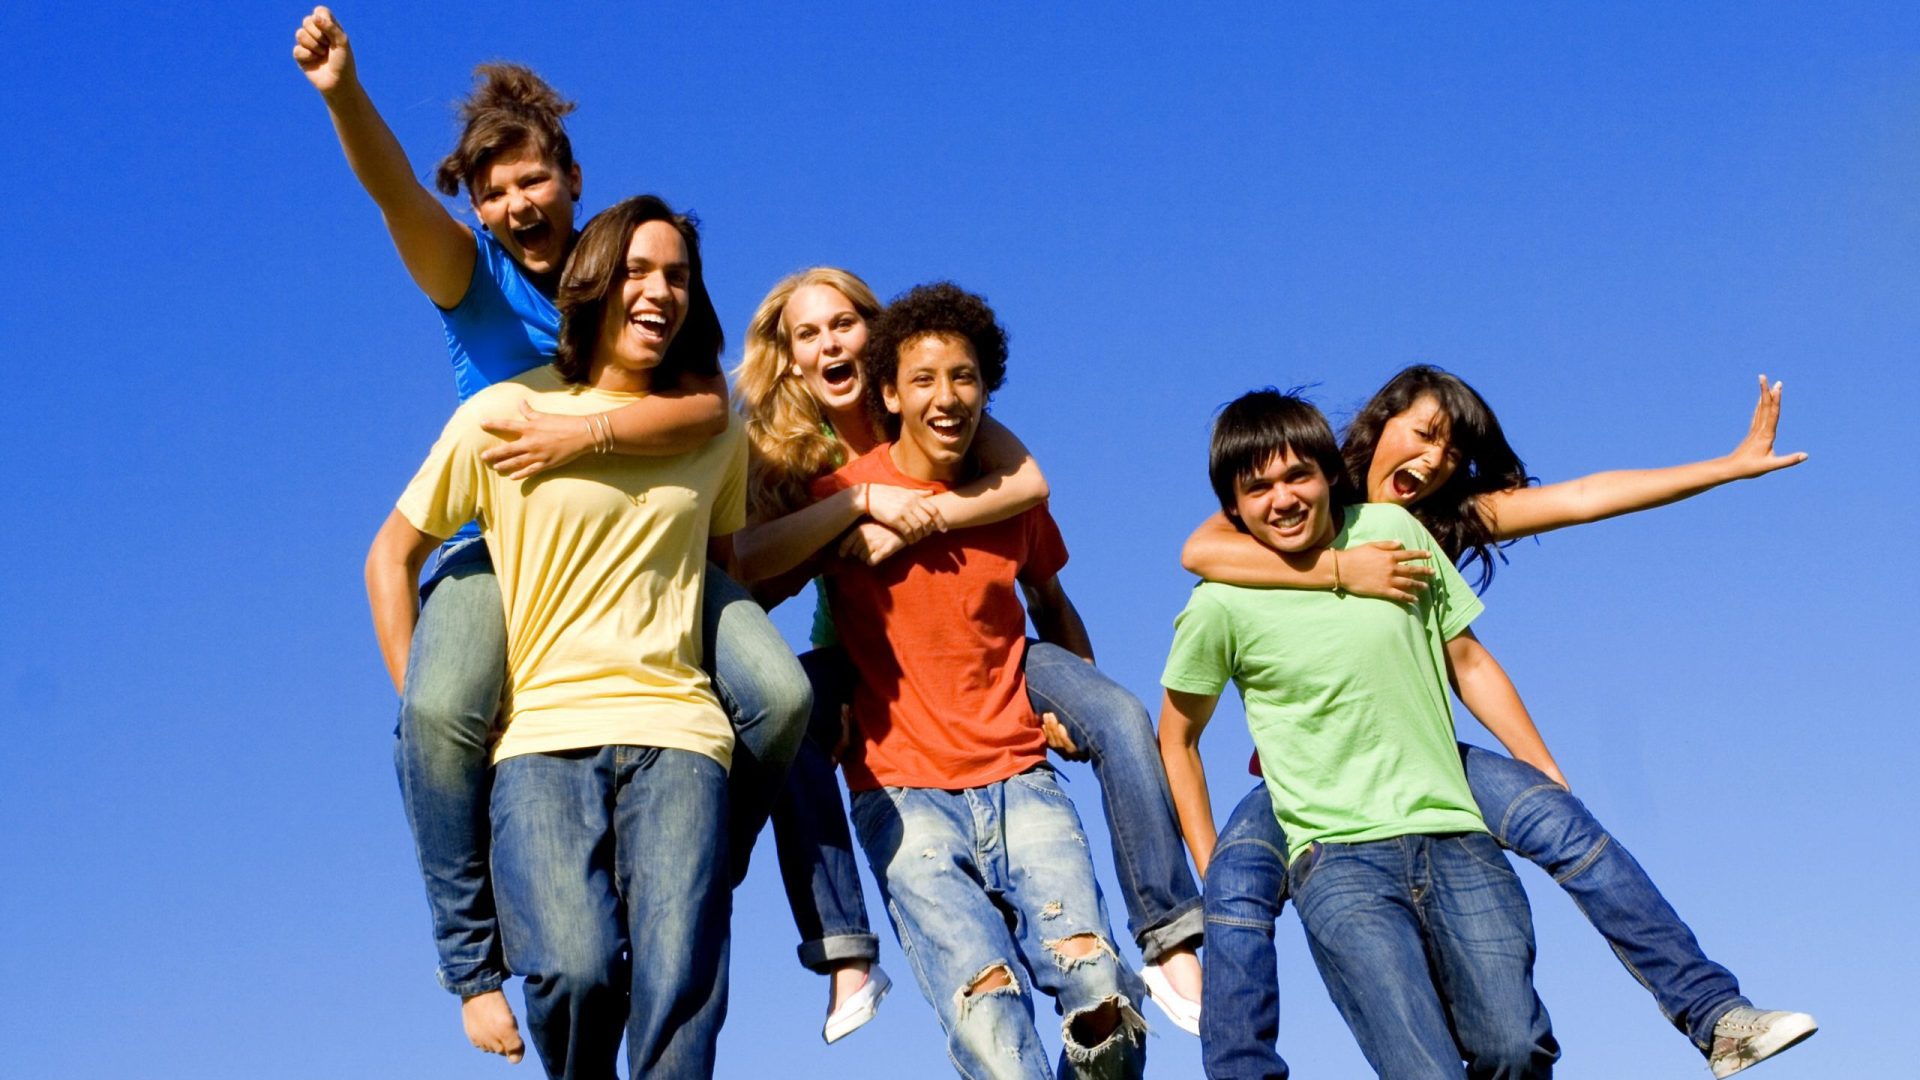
{"left": 438, "top": 228, "right": 562, "bottom": 403}
{"left": 432, "top": 228, "right": 563, "bottom": 545}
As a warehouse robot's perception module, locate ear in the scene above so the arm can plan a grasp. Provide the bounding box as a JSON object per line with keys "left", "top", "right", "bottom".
{"left": 881, "top": 382, "right": 902, "bottom": 416}
{"left": 566, "top": 162, "right": 583, "bottom": 201}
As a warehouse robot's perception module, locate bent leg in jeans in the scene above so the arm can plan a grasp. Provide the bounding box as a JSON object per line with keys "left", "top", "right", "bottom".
{"left": 702, "top": 566, "right": 812, "bottom": 886}
{"left": 850, "top": 768, "right": 1145, "bottom": 1080}
{"left": 770, "top": 647, "right": 880, "bottom": 972}
{"left": 1201, "top": 783, "right": 1291, "bottom": 1080}
{"left": 490, "top": 746, "right": 731, "bottom": 1080}
{"left": 1461, "top": 743, "right": 1749, "bottom": 1052}
{"left": 1024, "top": 641, "right": 1203, "bottom": 962}
{"left": 394, "top": 542, "right": 508, "bottom": 997}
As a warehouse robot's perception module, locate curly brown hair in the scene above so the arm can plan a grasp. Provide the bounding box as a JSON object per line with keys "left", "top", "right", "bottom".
{"left": 864, "top": 282, "right": 1009, "bottom": 437}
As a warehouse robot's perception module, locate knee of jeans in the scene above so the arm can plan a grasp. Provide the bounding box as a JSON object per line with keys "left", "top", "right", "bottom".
{"left": 1061, "top": 990, "right": 1147, "bottom": 1062}
{"left": 759, "top": 667, "right": 813, "bottom": 757}
{"left": 525, "top": 941, "right": 619, "bottom": 1001}
{"left": 953, "top": 961, "right": 1023, "bottom": 1024}
{"left": 1073, "top": 692, "right": 1156, "bottom": 761}
{"left": 1497, "top": 783, "right": 1610, "bottom": 881}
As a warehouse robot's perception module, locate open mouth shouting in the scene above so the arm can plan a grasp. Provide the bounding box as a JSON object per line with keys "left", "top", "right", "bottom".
{"left": 629, "top": 309, "right": 672, "bottom": 347}
{"left": 926, "top": 412, "right": 972, "bottom": 448}
{"left": 821, "top": 359, "right": 859, "bottom": 394}
{"left": 1388, "top": 465, "right": 1429, "bottom": 501}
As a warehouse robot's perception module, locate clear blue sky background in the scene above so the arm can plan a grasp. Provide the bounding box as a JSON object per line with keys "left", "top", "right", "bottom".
{"left": 1, "top": 2, "right": 1911, "bottom": 1077}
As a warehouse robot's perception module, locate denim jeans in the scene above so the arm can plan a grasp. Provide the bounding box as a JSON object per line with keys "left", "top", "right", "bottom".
{"left": 1200, "top": 783, "right": 1292, "bottom": 1080}
{"left": 393, "top": 546, "right": 809, "bottom": 995}
{"left": 1201, "top": 744, "right": 1748, "bottom": 1070}
{"left": 850, "top": 767, "right": 1147, "bottom": 1080}
{"left": 1024, "top": 642, "right": 1204, "bottom": 962}
{"left": 490, "top": 746, "right": 730, "bottom": 1080}
{"left": 767, "top": 641, "right": 1205, "bottom": 973}
{"left": 770, "top": 648, "right": 881, "bottom": 972}
{"left": 1288, "top": 832, "right": 1557, "bottom": 1080}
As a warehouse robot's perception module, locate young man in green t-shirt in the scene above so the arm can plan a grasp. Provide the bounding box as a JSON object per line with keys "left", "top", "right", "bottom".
{"left": 1157, "top": 389, "right": 1564, "bottom": 1079}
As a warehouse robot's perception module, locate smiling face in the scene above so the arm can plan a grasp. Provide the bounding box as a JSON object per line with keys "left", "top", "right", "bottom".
{"left": 1364, "top": 393, "right": 1462, "bottom": 506}
{"left": 589, "top": 220, "right": 689, "bottom": 391}
{"left": 881, "top": 333, "right": 983, "bottom": 483}
{"left": 472, "top": 147, "right": 582, "bottom": 280}
{"left": 1233, "top": 449, "right": 1337, "bottom": 555}
{"left": 783, "top": 283, "right": 870, "bottom": 418}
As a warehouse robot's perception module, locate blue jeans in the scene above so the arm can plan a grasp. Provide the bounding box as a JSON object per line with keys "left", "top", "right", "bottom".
{"left": 850, "top": 767, "right": 1148, "bottom": 1080}
{"left": 394, "top": 545, "right": 809, "bottom": 995}
{"left": 1288, "top": 832, "right": 1557, "bottom": 1080}
{"left": 1199, "top": 783, "right": 1292, "bottom": 1080}
{"left": 490, "top": 746, "right": 730, "bottom": 1080}
{"left": 768, "top": 642, "right": 1205, "bottom": 972}
{"left": 770, "top": 648, "right": 881, "bottom": 972}
{"left": 1024, "top": 642, "right": 1204, "bottom": 962}
{"left": 1200, "top": 746, "right": 1749, "bottom": 1073}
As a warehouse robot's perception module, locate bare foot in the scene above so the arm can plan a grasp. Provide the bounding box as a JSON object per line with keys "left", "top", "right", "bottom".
{"left": 827, "top": 960, "right": 871, "bottom": 1017}
{"left": 1156, "top": 945, "right": 1203, "bottom": 1006}
{"left": 462, "top": 989, "right": 525, "bottom": 1064}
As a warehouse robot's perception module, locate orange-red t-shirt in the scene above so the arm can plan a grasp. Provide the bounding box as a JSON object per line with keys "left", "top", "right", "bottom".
{"left": 811, "top": 445, "right": 1069, "bottom": 792}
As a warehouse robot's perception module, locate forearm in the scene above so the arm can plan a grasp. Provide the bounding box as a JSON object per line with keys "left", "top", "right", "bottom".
{"left": 604, "top": 374, "right": 729, "bottom": 456}
{"left": 1182, "top": 513, "right": 1337, "bottom": 588}
{"left": 735, "top": 486, "right": 866, "bottom": 583}
{"left": 1447, "top": 637, "right": 1565, "bottom": 785}
{"left": 1027, "top": 590, "right": 1094, "bottom": 663}
{"left": 1160, "top": 735, "right": 1218, "bottom": 877}
{"left": 365, "top": 527, "right": 431, "bottom": 695}
{"left": 930, "top": 418, "right": 1049, "bottom": 529}
{"left": 1485, "top": 458, "right": 1748, "bottom": 542}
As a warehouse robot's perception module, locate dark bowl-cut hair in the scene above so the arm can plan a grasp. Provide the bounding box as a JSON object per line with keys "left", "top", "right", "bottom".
{"left": 552, "top": 196, "right": 723, "bottom": 386}
{"left": 434, "top": 63, "right": 577, "bottom": 200}
{"left": 1210, "top": 389, "right": 1360, "bottom": 530}
{"left": 1340, "top": 364, "right": 1532, "bottom": 590}
{"left": 864, "top": 282, "right": 1009, "bottom": 437}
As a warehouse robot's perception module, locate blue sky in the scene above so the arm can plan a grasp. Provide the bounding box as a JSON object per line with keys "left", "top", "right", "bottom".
{"left": 1, "top": 2, "right": 1911, "bottom": 1077}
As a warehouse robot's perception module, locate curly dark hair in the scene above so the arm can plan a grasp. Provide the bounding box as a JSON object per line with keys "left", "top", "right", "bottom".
{"left": 1340, "top": 364, "right": 1533, "bottom": 591}
{"left": 864, "top": 282, "right": 1009, "bottom": 436}
{"left": 552, "top": 195, "right": 723, "bottom": 387}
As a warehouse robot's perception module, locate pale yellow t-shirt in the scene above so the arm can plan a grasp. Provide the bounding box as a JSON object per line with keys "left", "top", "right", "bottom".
{"left": 396, "top": 365, "right": 745, "bottom": 768}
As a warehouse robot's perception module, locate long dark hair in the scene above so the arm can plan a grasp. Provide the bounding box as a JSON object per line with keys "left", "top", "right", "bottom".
{"left": 1341, "top": 365, "right": 1532, "bottom": 590}
{"left": 552, "top": 196, "right": 723, "bottom": 387}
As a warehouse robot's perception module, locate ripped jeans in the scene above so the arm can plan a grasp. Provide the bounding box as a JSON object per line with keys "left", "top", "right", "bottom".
{"left": 851, "top": 766, "right": 1147, "bottom": 1080}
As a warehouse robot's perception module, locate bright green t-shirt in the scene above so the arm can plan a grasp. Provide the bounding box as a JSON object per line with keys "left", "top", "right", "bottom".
{"left": 1161, "top": 503, "right": 1486, "bottom": 862}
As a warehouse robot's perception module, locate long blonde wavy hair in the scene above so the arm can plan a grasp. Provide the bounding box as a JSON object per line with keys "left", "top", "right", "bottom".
{"left": 734, "top": 267, "right": 885, "bottom": 521}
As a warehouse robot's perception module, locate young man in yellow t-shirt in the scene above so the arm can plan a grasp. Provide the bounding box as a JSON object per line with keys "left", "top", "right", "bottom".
{"left": 365, "top": 196, "right": 742, "bottom": 1078}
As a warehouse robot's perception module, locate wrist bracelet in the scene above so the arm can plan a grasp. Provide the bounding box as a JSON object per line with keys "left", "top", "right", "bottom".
{"left": 1330, "top": 550, "right": 1343, "bottom": 595}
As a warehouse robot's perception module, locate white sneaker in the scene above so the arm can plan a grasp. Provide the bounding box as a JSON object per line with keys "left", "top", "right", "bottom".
{"left": 1707, "top": 1006, "right": 1817, "bottom": 1078}
{"left": 823, "top": 965, "right": 893, "bottom": 1044}
{"left": 1140, "top": 961, "right": 1202, "bottom": 1037}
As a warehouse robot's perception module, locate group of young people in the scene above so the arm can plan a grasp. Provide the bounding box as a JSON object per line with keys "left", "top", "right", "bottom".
{"left": 300, "top": 8, "right": 1818, "bottom": 1078}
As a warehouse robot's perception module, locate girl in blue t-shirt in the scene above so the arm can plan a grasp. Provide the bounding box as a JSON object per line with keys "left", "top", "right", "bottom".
{"left": 296, "top": 7, "right": 812, "bottom": 1063}
{"left": 1181, "top": 365, "right": 1815, "bottom": 1079}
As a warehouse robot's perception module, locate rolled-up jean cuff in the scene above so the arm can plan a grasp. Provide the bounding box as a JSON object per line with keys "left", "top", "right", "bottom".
{"left": 797, "top": 931, "right": 882, "bottom": 974}
{"left": 1691, "top": 995, "right": 1754, "bottom": 1053}
{"left": 439, "top": 967, "right": 509, "bottom": 999}
{"left": 1136, "top": 898, "right": 1206, "bottom": 964}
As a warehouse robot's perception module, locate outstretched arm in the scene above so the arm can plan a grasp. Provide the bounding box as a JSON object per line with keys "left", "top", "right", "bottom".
{"left": 365, "top": 509, "right": 446, "bottom": 694}
{"left": 1157, "top": 689, "right": 1223, "bottom": 876}
{"left": 1482, "top": 375, "right": 1808, "bottom": 541}
{"left": 294, "top": 6, "right": 477, "bottom": 308}
{"left": 1443, "top": 629, "right": 1567, "bottom": 789}
{"left": 478, "top": 372, "right": 731, "bottom": 479}
{"left": 1181, "top": 512, "right": 1435, "bottom": 603}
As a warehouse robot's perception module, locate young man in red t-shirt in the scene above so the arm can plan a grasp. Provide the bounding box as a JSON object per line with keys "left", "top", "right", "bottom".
{"left": 809, "top": 283, "right": 1146, "bottom": 1078}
